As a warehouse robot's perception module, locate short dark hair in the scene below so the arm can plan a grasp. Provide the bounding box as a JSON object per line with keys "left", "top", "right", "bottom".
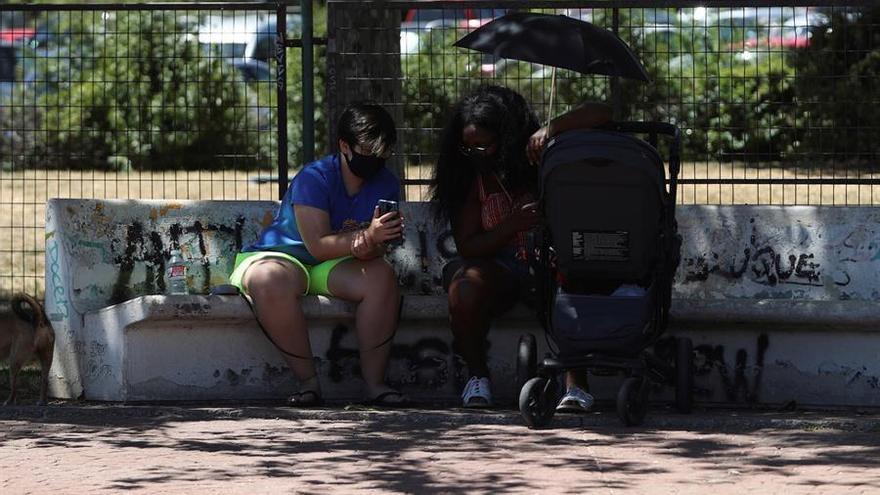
{"left": 337, "top": 102, "right": 397, "bottom": 156}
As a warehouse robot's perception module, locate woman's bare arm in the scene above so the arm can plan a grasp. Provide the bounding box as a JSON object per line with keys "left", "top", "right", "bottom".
{"left": 527, "top": 102, "right": 613, "bottom": 164}
{"left": 295, "top": 205, "right": 401, "bottom": 261}
{"left": 453, "top": 179, "right": 539, "bottom": 258}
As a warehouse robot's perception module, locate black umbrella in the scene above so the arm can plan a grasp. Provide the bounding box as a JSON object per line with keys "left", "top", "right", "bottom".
{"left": 453, "top": 12, "right": 651, "bottom": 82}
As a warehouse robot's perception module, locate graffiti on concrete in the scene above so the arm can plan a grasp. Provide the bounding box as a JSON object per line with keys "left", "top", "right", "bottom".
{"left": 680, "top": 217, "right": 880, "bottom": 296}
{"left": 694, "top": 334, "right": 769, "bottom": 403}
{"left": 45, "top": 238, "right": 70, "bottom": 322}
{"left": 657, "top": 333, "right": 770, "bottom": 403}
{"left": 85, "top": 340, "right": 111, "bottom": 380}
{"left": 684, "top": 250, "right": 823, "bottom": 287}
{"left": 694, "top": 333, "right": 769, "bottom": 402}
{"left": 108, "top": 217, "right": 247, "bottom": 304}
{"left": 683, "top": 219, "right": 824, "bottom": 287}
{"left": 325, "top": 323, "right": 453, "bottom": 389}
{"left": 816, "top": 362, "right": 880, "bottom": 391}
{"left": 386, "top": 221, "right": 456, "bottom": 296}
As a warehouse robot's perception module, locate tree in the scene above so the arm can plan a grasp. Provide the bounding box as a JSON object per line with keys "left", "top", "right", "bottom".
{"left": 36, "top": 10, "right": 271, "bottom": 170}
{"left": 786, "top": 7, "right": 880, "bottom": 163}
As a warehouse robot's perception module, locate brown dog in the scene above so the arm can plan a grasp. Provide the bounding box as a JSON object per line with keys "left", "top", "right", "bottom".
{"left": 0, "top": 294, "right": 55, "bottom": 405}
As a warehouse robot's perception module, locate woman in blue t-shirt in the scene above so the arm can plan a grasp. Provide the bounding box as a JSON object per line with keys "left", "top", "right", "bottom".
{"left": 229, "top": 103, "right": 406, "bottom": 406}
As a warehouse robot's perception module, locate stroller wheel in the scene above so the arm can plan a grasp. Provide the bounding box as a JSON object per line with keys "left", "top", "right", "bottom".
{"left": 516, "top": 333, "right": 538, "bottom": 392}
{"left": 617, "top": 376, "right": 649, "bottom": 426}
{"left": 675, "top": 337, "right": 694, "bottom": 414}
{"left": 519, "top": 376, "right": 558, "bottom": 428}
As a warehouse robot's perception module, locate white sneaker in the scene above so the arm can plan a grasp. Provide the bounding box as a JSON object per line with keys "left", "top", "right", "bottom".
{"left": 461, "top": 376, "right": 493, "bottom": 408}
{"left": 556, "top": 385, "right": 594, "bottom": 413}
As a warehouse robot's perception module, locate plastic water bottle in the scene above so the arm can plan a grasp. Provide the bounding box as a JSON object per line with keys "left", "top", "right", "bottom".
{"left": 167, "top": 249, "right": 189, "bottom": 295}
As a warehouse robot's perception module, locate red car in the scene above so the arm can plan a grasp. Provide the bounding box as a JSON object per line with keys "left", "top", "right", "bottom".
{"left": 745, "top": 26, "right": 812, "bottom": 49}
{"left": 0, "top": 26, "right": 35, "bottom": 45}
{"left": 402, "top": 8, "right": 506, "bottom": 30}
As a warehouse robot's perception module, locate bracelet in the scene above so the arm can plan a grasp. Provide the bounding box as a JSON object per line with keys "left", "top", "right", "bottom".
{"left": 350, "top": 229, "right": 361, "bottom": 256}
{"left": 351, "top": 228, "right": 374, "bottom": 258}
{"left": 362, "top": 228, "right": 376, "bottom": 250}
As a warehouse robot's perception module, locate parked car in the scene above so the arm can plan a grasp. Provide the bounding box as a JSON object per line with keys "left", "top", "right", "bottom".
{"left": 744, "top": 11, "right": 829, "bottom": 49}
{"left": 402, "top": 7, "right": 507, "bottom": 31}
{"left": 400, "top": 7, "right": 508, "bottom": 74}
{"left": 197, "top": 12, "right": 301, "bottom": 81}
{"left": 0, "top": 25, "right": 48, "bottom": 100}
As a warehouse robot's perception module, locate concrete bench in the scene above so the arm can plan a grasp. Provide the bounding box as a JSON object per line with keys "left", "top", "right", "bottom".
{"left": 670, "top": 206, "right": 880, "bottom": 407}
{"left": 45, "top": 199, "right": 880, "bottom": 406}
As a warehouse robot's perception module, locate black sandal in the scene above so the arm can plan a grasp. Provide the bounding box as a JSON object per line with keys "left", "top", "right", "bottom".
{"left": 287, "top": 390, "right": 323, "bottom": 407}
{"left": 364, "top": 390, "right": 411, "bottom": 408}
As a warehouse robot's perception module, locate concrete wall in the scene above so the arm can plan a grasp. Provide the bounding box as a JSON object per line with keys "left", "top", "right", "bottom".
{"left": 671, "top": 206, "right": 880, "bottom": 407}
{"left": 676, "top": 206, "right": 880, "bottom": 302}
{"left": 45, "top": 199, "right": 880, "bottom": 405}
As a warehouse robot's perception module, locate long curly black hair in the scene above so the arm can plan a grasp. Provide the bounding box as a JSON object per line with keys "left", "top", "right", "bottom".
{"left": 428, "top": 85, "right": 540, "bottom": 226}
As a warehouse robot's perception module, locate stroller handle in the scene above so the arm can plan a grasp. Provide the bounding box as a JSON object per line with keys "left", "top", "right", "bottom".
{"left": 598, "top": 121, "right": 681, "bottom": 207}
{"left": 601, "top": 121, "right": 677, "bottom": 138}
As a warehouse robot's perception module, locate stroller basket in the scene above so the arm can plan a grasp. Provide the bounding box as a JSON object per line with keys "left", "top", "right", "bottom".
{"left": 551, "top": 283, "right": 656, "bottom": 356}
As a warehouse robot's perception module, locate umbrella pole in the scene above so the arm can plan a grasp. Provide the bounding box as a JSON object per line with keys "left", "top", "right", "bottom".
{"left": 547, "top": 66, "right": 557, "bottom": 127}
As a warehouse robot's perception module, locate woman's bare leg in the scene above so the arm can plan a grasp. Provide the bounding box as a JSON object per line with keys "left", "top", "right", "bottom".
{"left": 243, "top": 259, "right": 317, "bottom": 390}
{"left": 327, "top": 257, "right": 401, "bottom": 399}
{"left": 447, "top": 259, "right": 517, "bottom": 379}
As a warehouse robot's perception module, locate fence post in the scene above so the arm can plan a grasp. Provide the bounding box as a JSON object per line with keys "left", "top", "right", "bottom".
{"left": 301, "top": 0, "right": 315, "bottom": 165}
{"left": 276, "top": 3, "right": 289, "bottom": 199}
{"left": 325, "top": 2, "right": 402, "bottom": 178}
{"left": 611, "top": 7, "right": 621, "bottom": 120}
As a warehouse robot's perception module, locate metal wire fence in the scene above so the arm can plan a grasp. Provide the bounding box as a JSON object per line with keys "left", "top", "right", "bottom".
{"left": 327, "top": 1, "right": 880, "bottom": 205}
{"left": 1, "top": 1, "right": 879, "bottom": 300}
{"left": 0, "top": 2, "right": 294, "bottom": 298}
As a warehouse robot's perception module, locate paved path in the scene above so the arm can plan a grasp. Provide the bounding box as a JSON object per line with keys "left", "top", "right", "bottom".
{"left": 2, "top": 404, "right": 879, "bottom": 494}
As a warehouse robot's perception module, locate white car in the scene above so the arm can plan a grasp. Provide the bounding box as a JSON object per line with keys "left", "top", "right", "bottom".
{"left": 197, "top": 12, "right": 302, "bottom": 80}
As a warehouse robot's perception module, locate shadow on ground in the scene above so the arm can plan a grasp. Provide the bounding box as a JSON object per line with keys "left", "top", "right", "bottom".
{"left": 2, "top": 403, "right": 879, "bottom": 493}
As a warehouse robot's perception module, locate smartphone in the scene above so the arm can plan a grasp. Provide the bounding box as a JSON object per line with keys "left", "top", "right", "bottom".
{"left": 376, "top": 199, "right": 403, "bottom": 247}
{"left": 377, "top": 199, "right": 399, "bottom": 217}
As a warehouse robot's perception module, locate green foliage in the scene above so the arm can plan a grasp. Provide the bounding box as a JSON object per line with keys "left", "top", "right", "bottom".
{"left": 5, "top": 3, "right": 878, "bottom": 172}
{"left": 505, "top": 8, "right": 803, "bottom": 162}
{"left": 400, "top": 28, "right": 483, "bottom": 165}
{"left": 786, "top": 8, "right": 880, "bottom": 162}
{"left": 34, "top": 11, "right": 270, "bottom": 170}
{"left": 0, "top": 86, "right": 39, "bottom": 170}
{"left": 286, "top": 1, "right": 328, "bottom": 168}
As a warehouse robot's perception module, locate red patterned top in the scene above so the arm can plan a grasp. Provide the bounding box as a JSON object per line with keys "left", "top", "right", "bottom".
{"left": 477, "top": 173, "right": 533, "bottom": 261}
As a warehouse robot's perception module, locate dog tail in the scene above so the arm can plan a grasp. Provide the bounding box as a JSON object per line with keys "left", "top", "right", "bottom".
{"left": 11, "top": 293, "right": 47, "bottom": 328}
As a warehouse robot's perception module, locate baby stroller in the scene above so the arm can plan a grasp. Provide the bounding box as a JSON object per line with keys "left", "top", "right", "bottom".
{"left": 517, "top": 122, "right": 692, "bottom": 427}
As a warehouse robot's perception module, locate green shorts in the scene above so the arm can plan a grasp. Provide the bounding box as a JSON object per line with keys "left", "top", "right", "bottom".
{"left": 228, "top": 251, "right": 352, "bottom": 297}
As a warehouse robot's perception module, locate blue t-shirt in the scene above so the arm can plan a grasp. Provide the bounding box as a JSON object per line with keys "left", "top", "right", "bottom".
{"left": 244, "top": 153, "right": 400, "bottom": 265}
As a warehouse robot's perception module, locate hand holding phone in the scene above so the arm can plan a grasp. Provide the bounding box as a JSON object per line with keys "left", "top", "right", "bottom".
{"left": 374, "top": 199, "right": 404, "bottom": 247}
{"left": 377, "top": 199, "right": 398, "bottom": 216}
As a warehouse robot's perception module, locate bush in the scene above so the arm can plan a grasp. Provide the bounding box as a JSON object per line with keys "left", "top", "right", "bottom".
{"left": 35, "top": 11, "right": 271, "bottom": 171}
{"left": 400, "top": 28, "right": 481, "bottom": 165}
{"left": 786, "top": 8, "right": 880, "bottom": 163}
{"left": 0, "top": 87, "right": 40, "bottom": 170}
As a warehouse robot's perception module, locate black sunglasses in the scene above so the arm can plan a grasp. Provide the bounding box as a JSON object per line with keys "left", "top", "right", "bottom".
{"left": 459, "top": 143, "right": 496, "bottom": 157}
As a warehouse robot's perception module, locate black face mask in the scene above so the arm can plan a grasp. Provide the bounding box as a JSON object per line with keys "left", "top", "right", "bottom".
{"left": 468, "top": 153, "right": 498, "bottom": 174}
{"left": 345, "top": 149, "right": 386, "bottom": 180}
